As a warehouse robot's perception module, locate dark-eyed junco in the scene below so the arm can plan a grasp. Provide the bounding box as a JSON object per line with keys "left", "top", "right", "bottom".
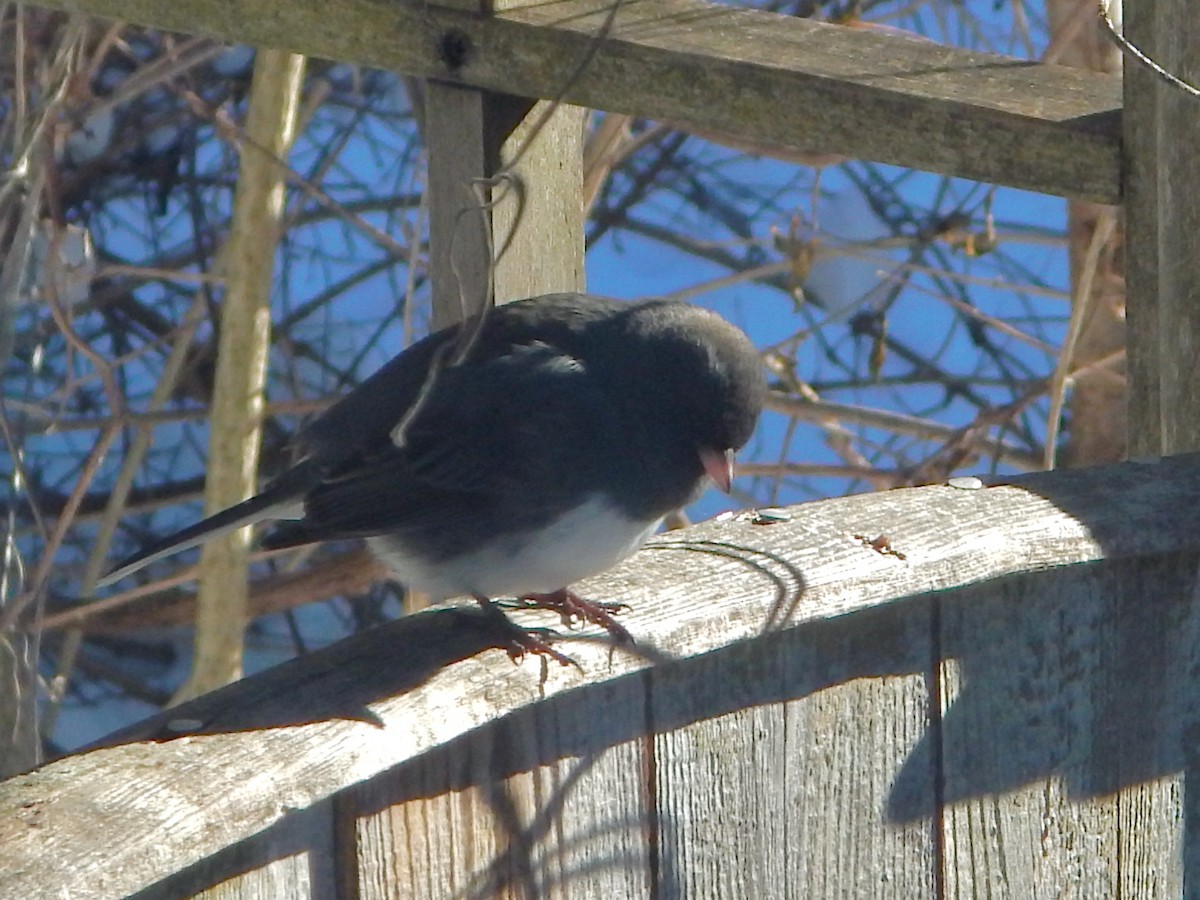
{"left": 100, "top": 293, "right": 764, "bottom": 648}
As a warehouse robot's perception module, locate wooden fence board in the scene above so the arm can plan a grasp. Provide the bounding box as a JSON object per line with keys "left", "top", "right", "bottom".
{"left": 133, "top": 799, "right": 338, "bottom": 899}
{"left": 650, "top": 607, "right": 937, "bottom": 897}
{"left": 31, "top": 0, "right": 1120, "bottom": 201}
{"left": 941, "top": 566, "right": 1132, "bottom": 898}
{"left": 343, "top": 675, "right": 652, "bottom": 897}
{"left": 941, "top": 553, "right": 1200, "bottom": 899}
{"left": 9, "top": 455, "right": 1200, "bottom": 896}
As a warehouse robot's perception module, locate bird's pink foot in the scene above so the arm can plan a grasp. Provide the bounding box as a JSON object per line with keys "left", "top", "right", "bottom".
{"left": 510, "top": 589, "right": 633, "bottom": 645}
{"left": 473, "top": 596, "right": 577, "bottom": 667}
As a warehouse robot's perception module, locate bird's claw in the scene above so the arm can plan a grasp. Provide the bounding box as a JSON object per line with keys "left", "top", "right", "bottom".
{"left": 474, "top": 596, "right": 578, "bottom": 667}
{"left": 512, "top": 589, "right": 634, "bottom": 645}
{"left": 501, "top": 627, "right": 577, "bottom": 668}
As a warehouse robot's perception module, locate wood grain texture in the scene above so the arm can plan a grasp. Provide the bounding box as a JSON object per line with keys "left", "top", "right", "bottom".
{"left": 1124, "top": 0, "right": 1200, "bottom": 455}
{"left": 158, "top": 799, "right": 338, "bottom": 899}
{"left": 9, "top": 454, "right": 1200, "bottom": 896}
{"left": 425, "top": 95, "right": 585, "bottom": 318}
{"left": 489, "top": 97, "right": 586, "bottom": 302}
{"left": 937, "top": 562, "right": 1181, "bottom": 898}
{"left": 1090, "top": 0, "right": 1199, "bottom": 868}
{"left": 426, "top": 82, "right": 495, "bottom": 328}
{"left": 649, "top": 605, "right": 937, "bottom": 896}
{"left": 426, "top": 6, "right": 585, "bottom": 325}
{"left": 29, "top": 0, "right": 1120, "bottom": 201}
{"left": 344, "top": 674, "right": 652, "bottom": 898}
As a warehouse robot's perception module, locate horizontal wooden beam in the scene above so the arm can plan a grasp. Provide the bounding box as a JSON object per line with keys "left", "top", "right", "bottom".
{"left": 33, "top": 0, "right": 1121, "bottom": 202}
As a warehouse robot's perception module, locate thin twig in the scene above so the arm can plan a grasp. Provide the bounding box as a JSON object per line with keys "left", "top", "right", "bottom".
{"left": 765, "top": 393, "right": 1043, "bottom": 470}
{"left": 1044, "top": 208, "right": 1118, "bottom": 469}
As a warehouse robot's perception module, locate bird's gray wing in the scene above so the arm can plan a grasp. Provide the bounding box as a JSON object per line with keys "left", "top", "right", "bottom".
{"left": 401, "top": 342, "right": 611, "bottom": 492}
{"left": 265, "top": 341, "right": 622, "bottom": 545}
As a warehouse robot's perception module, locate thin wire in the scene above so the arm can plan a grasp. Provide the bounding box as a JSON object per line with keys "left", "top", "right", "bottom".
{"left": 1098, "top": 0, "right": 1200, "bottom": 98}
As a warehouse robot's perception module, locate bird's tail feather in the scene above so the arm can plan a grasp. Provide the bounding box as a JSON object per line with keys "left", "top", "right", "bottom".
{"left": 96, "top": 487, "right": 304, "bottom": 589}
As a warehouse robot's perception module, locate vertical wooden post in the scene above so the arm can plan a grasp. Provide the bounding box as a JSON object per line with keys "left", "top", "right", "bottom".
{"left": 1120, "top": 5, "right": 1200, "bottom": 888}
{"left": 424, "top": 0, "right": 586, "bottom": 330}
{"left": 488, "top": 96, "right": 587, "bottom": 302}
{"left": 425, "top": 82, "right": 494, "bottom": 330}
{"left": 1124, "top": 0, "right": 1200, "bottom": 456}
{"left": 416, "top": 0, "right": 589, "bottom": 847}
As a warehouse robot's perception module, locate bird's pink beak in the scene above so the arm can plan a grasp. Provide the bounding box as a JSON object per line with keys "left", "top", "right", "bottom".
{"left": 699, "top": 447, "right": 735, "bottom": 493}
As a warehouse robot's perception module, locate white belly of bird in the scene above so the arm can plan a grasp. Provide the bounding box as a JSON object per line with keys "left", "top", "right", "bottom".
{"left": 367, "top": 494, "right": 660, "bottom": 601}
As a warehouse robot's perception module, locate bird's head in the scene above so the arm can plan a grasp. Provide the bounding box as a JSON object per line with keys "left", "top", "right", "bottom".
{"left": 620, "top": 301, "right": 765, "bottom": 494}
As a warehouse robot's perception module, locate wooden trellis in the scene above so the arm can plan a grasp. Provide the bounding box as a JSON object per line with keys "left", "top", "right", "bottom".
{"left": 3, "top": 0, "right": 1200, "bottom": 896}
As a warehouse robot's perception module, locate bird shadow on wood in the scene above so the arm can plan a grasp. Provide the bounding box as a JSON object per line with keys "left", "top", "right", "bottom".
{"left": 87, "top": 608, "right": 532, "bottom": 745}
{"left": 642, "top": 535, "right": 809, "bottom": 629}
{"left": 113, "top": 459, "right": 1200, "bottom": 896}
{"left": 123, "top": 551, "right": 1200, "bottom": 898}
{"left": 224, "top": 603, "right": 930, "bottom": 899}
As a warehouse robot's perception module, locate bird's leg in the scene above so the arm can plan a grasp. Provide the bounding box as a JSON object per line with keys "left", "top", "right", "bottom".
{"left": 473, "top": 595, "right": 577, "bottom": 667}
{"left": 510, "top": 589, "right": 633, "bottom": 645}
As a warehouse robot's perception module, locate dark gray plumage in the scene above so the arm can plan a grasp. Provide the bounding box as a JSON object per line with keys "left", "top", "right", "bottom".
{"left": 100, "top": 294, "right": 765, "bottom": 603}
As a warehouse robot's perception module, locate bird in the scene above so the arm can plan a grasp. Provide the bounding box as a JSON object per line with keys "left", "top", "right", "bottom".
{"left": 99, "top": 293, "right": 764, "bottom": 653}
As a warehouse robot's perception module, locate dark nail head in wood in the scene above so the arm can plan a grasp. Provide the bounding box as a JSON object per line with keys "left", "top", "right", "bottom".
{"left": 439, "top": 29, "right": 472, "bottom": 71}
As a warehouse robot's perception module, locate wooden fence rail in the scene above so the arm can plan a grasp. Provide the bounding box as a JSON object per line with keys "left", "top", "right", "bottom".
{"left": 5, "top": 454, "right": 1200, "bottom": 897}
{"left": 32, "top": 0, "right": 1121, "bottom": 202}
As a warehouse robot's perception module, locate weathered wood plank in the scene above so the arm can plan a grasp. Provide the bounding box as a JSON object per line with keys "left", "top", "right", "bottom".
{"left": 29, "top": 0, "right": 1121, "bottom": 201}
{"left": 489, "top": 97, "right": 586, "bottom": 302}
{"left": 938, "top": 561, "right": 1189, "bottom": 898}
{"left": 343, "top": 674, "right": 651, "bottom": 897}
{"left": 426, "top": 0, "right": 585, "bottom": 328}
{"left": 1124, "top": 0, "right": 1200, "bottom": 454}
{"left": 7, "top": 454, "right": 1200, "bottom": 897}
{"left": 137, "top": 799, "right": 338, "bottom": 899}
{"left": 1117, "top": 4, "right": 1200, "bottom": 888}
{"left": 426, "top": 91, "right": 586, "bottom": 327}
{"left": 425, "top": 82, "right": 495, "bottom": 328}
{"left": 650, "top": 604, "right": 937, "bottom": 896}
